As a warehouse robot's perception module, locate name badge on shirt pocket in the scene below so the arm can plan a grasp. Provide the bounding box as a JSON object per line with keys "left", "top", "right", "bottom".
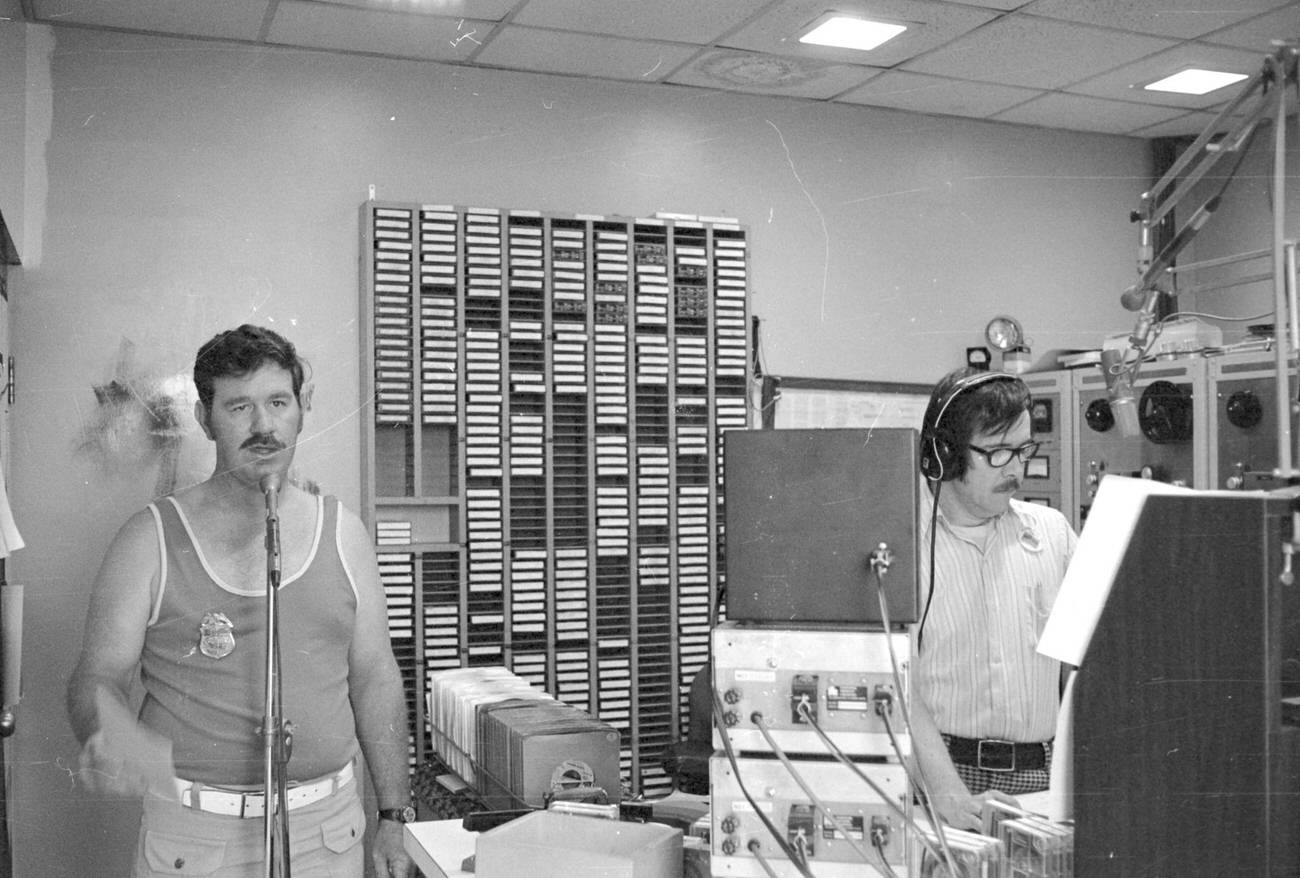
{"left": 1018, "top": 523, "right": 1043, "bottom": 553}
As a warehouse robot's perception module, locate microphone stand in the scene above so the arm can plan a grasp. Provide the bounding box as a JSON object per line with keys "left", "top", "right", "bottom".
{"left": 261, "top": 475, "right": 292, "bottom": 878}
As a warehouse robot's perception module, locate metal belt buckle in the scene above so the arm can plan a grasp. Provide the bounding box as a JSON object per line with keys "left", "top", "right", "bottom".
{"left": 239, "top": 792, "right": 267, "bottom": 819}
{"left": 977, "top": 738, "right": 1016, "bottom": 772}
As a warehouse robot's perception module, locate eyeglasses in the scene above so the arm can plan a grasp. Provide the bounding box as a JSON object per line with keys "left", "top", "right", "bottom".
{"left": 967, "top": 441, "right": 1040, "bottom": 468}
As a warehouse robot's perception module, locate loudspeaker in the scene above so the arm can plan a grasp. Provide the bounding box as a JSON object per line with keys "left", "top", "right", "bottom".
{"left": 724, "top": 428, "right": 919, "bottom": 625}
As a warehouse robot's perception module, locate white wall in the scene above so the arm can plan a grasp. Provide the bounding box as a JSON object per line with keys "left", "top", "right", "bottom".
{"left": 2, "top": 22, "right": 1150, "bottom": 877}
{"left": 0, "top": 24, "right": 26, "bottom": 251}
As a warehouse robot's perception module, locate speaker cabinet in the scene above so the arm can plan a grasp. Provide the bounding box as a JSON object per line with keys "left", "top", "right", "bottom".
{"left": 723, "top": 428, "right": 919, "bottom": 625}
{"left": 1072, "top": 492, "right": 1300, "bottom": 875}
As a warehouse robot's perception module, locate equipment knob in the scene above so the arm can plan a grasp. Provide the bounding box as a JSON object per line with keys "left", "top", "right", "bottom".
{"left": 723, "top": 711, "right": 739, "bottom": 727}
{"left": 1225, "top": 390, "right": 1263, "bottom": 429}
{"left": 721, "top": 839, "right": 737, "bottom": 856}
{"left": 1085, "top": 399, "right": 1115, "bottom": 432}
{"left": 1226, "top": 462, "right": 1247, "bottom": 490}
{"left": 720, "top": 816, "right": 739, "bottom": 834}
{"left": 1086, "top": 460, "right": 1105, "bottom": 499}
{"left": 723, "top": 688, "right": 742, "bottom": 705}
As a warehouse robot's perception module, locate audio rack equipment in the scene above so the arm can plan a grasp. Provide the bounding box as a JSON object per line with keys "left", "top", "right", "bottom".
{"left": 711, "top": 624, "right": 912, "bottom": 758}
{"left": 710, "top": 755, "right": 913, "bottom": 877}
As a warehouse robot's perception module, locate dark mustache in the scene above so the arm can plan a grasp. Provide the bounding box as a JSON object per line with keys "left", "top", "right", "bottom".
{"left": 241, "top": 434, "right": 286, "bottom": 451}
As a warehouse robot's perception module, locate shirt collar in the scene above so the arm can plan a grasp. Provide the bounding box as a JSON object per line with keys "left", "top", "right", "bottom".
{"left": 919, "top": 475, "right": 1036, "bottom": 544}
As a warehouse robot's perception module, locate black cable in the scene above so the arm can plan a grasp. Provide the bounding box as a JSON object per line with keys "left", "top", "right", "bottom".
{"left": 710, "top": 689, "right": 816, "bottom": 878}
{"left": 871, "top": 833, "right": 901, "bottom": 878}
{"left": 869, "top": 556, "right": 961, "bottom": 878}
{"left": 917, "top": 480, "right": 942, "bottom": 652}
{"left": 753, "top": 717, "right": 885, "bottom": 873}
{"left": 746, "top": 840, "right": 783, "bottom": 878}
{"left": 795, "top": 700, "right": 944, "bottom": 866}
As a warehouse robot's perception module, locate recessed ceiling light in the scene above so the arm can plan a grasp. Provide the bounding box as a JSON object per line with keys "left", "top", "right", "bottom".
{"left": 799, "top": 15, "right": 907, "bottom": 52}
{"left": 1143, "top": 68, "right": 1249, "bottom": 95}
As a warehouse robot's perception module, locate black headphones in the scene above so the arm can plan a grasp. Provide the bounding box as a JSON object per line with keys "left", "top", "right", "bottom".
{"left": 919, "top": 371, "right": 1020, "bottom": 482}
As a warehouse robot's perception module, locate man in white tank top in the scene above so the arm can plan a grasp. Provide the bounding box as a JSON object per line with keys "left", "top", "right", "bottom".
{"left": 68, "top": 325, "right": 416, "bottom": 877}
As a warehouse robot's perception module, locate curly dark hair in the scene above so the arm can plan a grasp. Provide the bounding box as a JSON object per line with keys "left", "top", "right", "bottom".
{"left": 193, "top": 324, "right": 306, "bottom": 410}
{"left": 920, "top": 368, "right": 1031, "bottom": 482}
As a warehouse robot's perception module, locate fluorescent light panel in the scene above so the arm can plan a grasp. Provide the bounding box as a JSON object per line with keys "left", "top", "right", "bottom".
{"left": 1144, "top": 68, "right": 1248, "bottom": 95}
{"left": 799, "top": 15, "right": 907, "bottom": 51}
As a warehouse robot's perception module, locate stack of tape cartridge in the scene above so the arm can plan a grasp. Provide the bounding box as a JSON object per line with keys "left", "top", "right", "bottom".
{"left": 983, "top": 800, "right": 1074, "bottom": 878}
{"left": 428, "top": 666, "right": 622, "bottom": 810}
{"left": 916, "top": 826, "right": 1004, "bottom": 877}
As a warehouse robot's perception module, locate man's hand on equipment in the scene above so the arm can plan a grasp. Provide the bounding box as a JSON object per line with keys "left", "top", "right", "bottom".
{"left": 934, "top": 788, "right": 1020, "bottom": 832}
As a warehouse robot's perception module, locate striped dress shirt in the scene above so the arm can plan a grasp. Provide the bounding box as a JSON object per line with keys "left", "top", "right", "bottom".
{"left": 915, "top": 488, "right": 1077, "bottom": 743}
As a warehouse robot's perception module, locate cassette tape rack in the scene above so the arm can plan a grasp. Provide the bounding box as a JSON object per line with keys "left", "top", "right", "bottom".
{"left": 360, "top": 203, "right": 750, "bottom": 795}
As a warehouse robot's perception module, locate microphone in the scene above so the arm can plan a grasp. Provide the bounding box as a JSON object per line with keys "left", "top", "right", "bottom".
{"left": 259, "top": 473, "right": 282, "bottom": 502}
{"left": 1120, "top": 195, "right": 1221, "bottom": 312}
{"left": 1127, "top": 287, "right": 1163, "bottom": 353}
{"left": 1120, "top": 281, "right": 1151, "bottom": 313}
{"left": 1108, "top": 195, "right": 1221, "bottom": 439}
{"left": 260, "top": 473, "right": 282, "bottom": 579}
{"left": 1100, "top": 348, "right": 1142, "bottom": 438}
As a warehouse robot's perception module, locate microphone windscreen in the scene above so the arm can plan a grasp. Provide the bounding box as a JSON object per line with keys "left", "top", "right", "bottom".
{"left": 259, "top": 473, "right": 282, "bottom": 494}
{"left": 1111, "top": 394, "right": 1142, "bottom": 438}
{"left": 1120, "top": 284, "right": 1148, "bottom": 312}
{"left": 1099, "top": 348, "right": 1144, "bottom": 439}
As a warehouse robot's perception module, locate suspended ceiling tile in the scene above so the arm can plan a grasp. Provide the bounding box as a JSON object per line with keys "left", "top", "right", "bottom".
{"left": 318, "top": 0, "right": 519, "bottom": 19}
{"left": 668, "top": 48, "right": 880, "bottom": 99}
{"left": 18, "top": 0, "right": 1293, "bottom": 136}
{"left": 1065, "top": 43, "right": 1270, "bottom": 110}
{"left": 837, "top": 70, "right": 1040, "bottom": 120}
{"left": 1198, "top": 4, "right": 1300, "bottom": 50}
{"left": 474, "top": 26, "right": 699, "bottom": 82}
{"left": 1021, "top": 0, "right": 1291, "bottom": 39}
{"left": 31, "top": 0, "right": 271, "bottom": 42}
{"left": 902, "top": 16, "right": 1179, "bottom": 89}
{"left": 509, "top": 0, "right": 772, "bottom": 44}
{"left": 269, "top": 0, "right": 494, "bottom": 62}
{"left": 992, "top": 91, "right": 1189, "bottom": 135}
{"left": 718, "top": 0, "right": 999, "bottom": 68}
{"left": 950, "top": 0, "right": 1028, "bottom": 9}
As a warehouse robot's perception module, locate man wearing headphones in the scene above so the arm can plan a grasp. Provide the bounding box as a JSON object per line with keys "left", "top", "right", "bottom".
{"left": 908, "top": 367, "right": 1077, "bottom": 830}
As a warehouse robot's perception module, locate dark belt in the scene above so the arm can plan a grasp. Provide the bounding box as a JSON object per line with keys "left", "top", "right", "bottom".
{"left": 944, "top": 735, "right": 1049, "bottom": 772}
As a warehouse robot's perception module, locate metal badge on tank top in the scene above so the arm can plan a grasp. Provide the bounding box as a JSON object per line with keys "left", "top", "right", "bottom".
{"left": 198, "top": 611, "right": 236, "bottom": 659}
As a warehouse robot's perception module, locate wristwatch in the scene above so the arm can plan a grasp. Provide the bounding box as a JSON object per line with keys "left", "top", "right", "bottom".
{"left": 378, "top": 805, "right": 418, "bottom": 824}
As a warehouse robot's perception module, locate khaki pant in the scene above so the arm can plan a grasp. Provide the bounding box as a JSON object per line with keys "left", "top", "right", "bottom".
{"left": 133, "top": 779, "right": 365, "bottom": 877}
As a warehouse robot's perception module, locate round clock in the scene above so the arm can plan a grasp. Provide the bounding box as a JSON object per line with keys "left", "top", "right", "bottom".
{"left": 984, "top": 315, "right": 1023, "bottom": 352}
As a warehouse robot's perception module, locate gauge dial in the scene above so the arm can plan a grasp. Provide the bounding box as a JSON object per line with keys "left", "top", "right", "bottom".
{"left": 984, "top": 315, "right": 1023, "bottom": 352}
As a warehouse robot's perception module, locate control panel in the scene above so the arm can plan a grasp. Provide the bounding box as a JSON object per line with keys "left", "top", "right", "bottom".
{"left": 710, "top": 756, "right": 913, "bottom": 877}
{"left": 712, "top": 624, "right": 912, "bottom": 757}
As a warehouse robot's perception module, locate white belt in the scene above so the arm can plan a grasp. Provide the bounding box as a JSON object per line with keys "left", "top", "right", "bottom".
{"left": 174, "top": 761, "right": 355, "bottom": 819}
